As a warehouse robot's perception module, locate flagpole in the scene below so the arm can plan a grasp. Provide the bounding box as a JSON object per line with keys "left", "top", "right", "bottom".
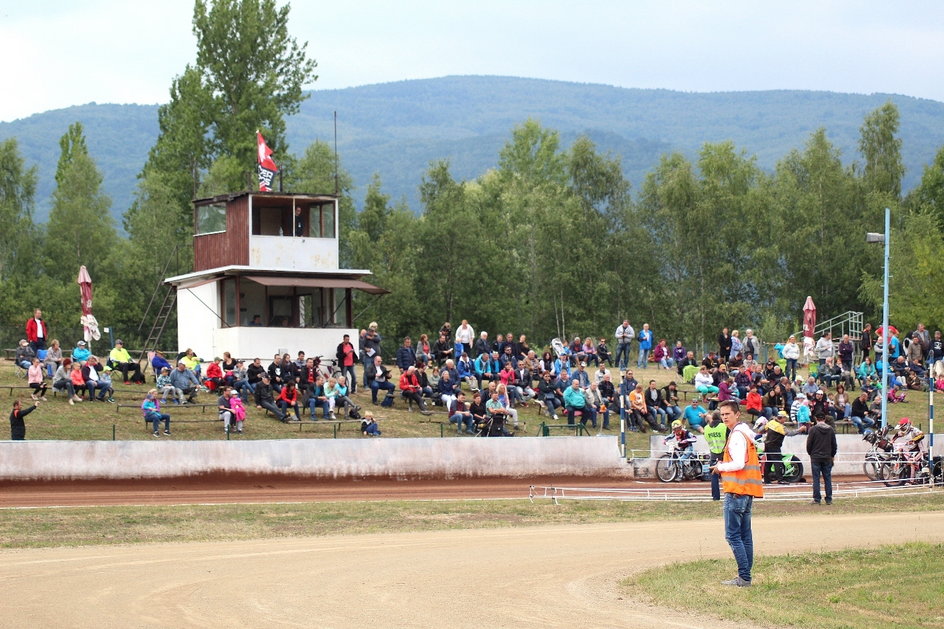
{"left": 880, "top": 207, "right": 890, "bottom": 429}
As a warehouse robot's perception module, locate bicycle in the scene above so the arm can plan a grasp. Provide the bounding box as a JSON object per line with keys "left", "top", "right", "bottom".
{"left": 862, "top": 426, "right": 894, "bottom": 481}
{"left": 755, "top": 438, "right": 804, "bottom": 483}
{"left": 879, "top": 449, "right": 943, "bottom": 487}
{"left": 655, "top": 450, "right": 710, "bottom": 482}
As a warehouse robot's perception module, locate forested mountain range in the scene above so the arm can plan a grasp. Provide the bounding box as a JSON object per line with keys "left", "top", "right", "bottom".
{"left": 3, "top": 75, "right": 944, "bottom": 225}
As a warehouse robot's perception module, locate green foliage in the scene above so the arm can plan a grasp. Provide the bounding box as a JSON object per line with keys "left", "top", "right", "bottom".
{"left": 0, "top": 138, "right": 38, "bottom": 280}
{"left": 859, "top": 101, "right": 905, "bottom": 200}
{"left": 44, "top": 123, "right": 117, "bottom": 284}
{"left": 908, "top": 144, "right": 944, "bottom": 231}
{"left": 192, "top": 0, "right": 317, "bottom": 190}
{"left": 860, "top": 210, "right": 944, "bottom": 331}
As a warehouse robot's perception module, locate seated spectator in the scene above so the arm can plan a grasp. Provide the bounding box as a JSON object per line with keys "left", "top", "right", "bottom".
{"left": 218, "top": 387, "right": 240, "bottom": 433}
{"left": 205, "top": 357, "right": 224, "bottom": 391}
{"left": 246, "top": 357, "right": 267, "bottom": 392}
{"left": 52, "top": 358, "right": 82, "bottom": 405}
{"left": 367, "top": 356, "right": 396, "bottom": 404}
{"left": 324, "top": 377, "right": 341, "bottom": 417}
{"left": 71, "top": 340, "right": 91, "bottom": 364}
{"left": 169, "top": 362, "right": 200, "bottom": 404}
{"left": 361, "top": 410, "right": 381, "bottom": 436}
{"left": 661, "top": 381, "right": 682, "bottom": 422}
{"left": 333, "top": 376, "right": 357, "bottom": 415}
{"left": 141, "top": 390, "right": 171, "bottom": 437}
{"left": 432, "top": 333, "right": 454, "bottom": 366}
{"left": 499, "top": 344, "right": 518, "bottom": 369}
{"left": 537, "top": 371, "right": 562, "bottom": 420}
{"left": 69, "top": 361, "right": 86, "bottom": 399}
{"left": 82, "top": 356, "right": 108, "bottom": 402}
{"left": 98, "top": 366, "right": 116, "bottom": 403}
{"left": 449, "top": 391, "right": 475, "bottom": 434}
{"left": 596, "top": 338, "right": 612, "bottom": 367}
{"left": 438, "top": 370, "right": 460, "bottom": 411}
{"left": 745, "top": 385, "right": 763, "bottom": 418}
{"left": 694, "top": 366, "right": 719, "bottom": 396}
{"left": 628, "top": 383, "right": 660, "bottom": 432}
{"left": 229, "top": 360, "right": 252, "bottom": 401}
{"left": 44, "top": 339, "right": 62, "bottom": 379}
{"left": 399, "top": 366, "right": 433, "bottom": 415}
{"left": 495, "top": 384, "right": 520, "bottom": 429}
{"left": 582, "top": 337, "right": 599, "bottom": 367}
{"left": 15, "top": 339, "right": 35, "bottom": 370}
{"left": 109, "top": 339, "right": 143, "bottom": 384}
{"left": 151, "top": 350, "right": 172, "bottom": 375}
{"left": 277, "top": 381, "right": 301, "bottom": 421}
{"left": 586, "top": 381, "right": 609, "bottom": 430}
{"left": 474, "top": 351, "right": 500, "bottom": 390}
{"left": 27, "top": 357, "right": 48, "bottom": 401}
{"left": 456, "top": 352, "right": 477, "bottom": 391}
{"left": 539, "top": 350, "right": 556, "bottom": 376}
{"left": 308, "top": 376, "right": 331, "bottom": 420}
{"left": 645, "top": 380, "right": 668, "bottom": 428}
{"left": 819, "top": 357, "right": 842, "bottom": 388}
{"left": 254, "top": 375, "right": 287, "bottom": 421}
{"left": 682, "top": 397, "right": 708, "bottom": 433}
{"left": 563, "top": 379, "right": 590, "bottom": 427}
{"left": 801, "top": 376, "right": 819, "bottom": 397}
{"left": 653, "top": 339, "right": 674, "bottom": 369}
{"left": 485, "top": 390, "right": 514, "bottom": 435}
{"left": 157, "top": 366, "right": 184, "bottom": 404}
{"left": 179, "top": 348, "right": 203, "bottom": 378}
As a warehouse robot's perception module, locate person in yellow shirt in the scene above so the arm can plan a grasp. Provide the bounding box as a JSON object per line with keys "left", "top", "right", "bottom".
{"left": 108, "top": 339, "right": 142, "bottom": 384}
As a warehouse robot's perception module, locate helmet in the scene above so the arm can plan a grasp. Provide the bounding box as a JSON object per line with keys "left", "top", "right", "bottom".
{"left": 896, "top": 418, "right": 912, "bottom": 431}
{"left": 671, "top": 419, "right": 683, "bottom": 430}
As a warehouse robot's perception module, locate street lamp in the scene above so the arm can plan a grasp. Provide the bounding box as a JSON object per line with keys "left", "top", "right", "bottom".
{"left": 866, "top": 208, "right": 890, "bottom": 429}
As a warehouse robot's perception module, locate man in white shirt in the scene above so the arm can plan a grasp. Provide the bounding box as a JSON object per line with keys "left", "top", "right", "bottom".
{"left": 614, "top": 320, "right": 634, "bottom": 370}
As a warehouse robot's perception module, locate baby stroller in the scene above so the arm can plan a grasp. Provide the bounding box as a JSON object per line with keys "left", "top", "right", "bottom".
{"left": 477, "top": 412, "right": 513, "bottom": 437}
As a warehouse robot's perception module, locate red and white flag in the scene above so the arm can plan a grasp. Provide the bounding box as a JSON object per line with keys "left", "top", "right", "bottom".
{"left": 256, "top": 131, "right": 278, "bottom": 192}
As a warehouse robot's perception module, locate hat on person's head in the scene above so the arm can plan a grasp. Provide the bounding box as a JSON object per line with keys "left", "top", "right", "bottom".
{"left": 580, "top": 362, "right": 587, "bottom": 367}
{"left": 103, "top": 365, "right": 112, "bottom": 372}
{"left": 77, "top": 340, "right": 87, "bottom": 346}
{"left": 18, "top": 339, "right": 27, "bottom": 346}
{"left": 777, "top": 410, "right": 788, "bottom": 417}
{"left": 115, "top": 339, "right": 123, "bottom": 345}
{"left": 368, "top": 321, "right": 378, "bottom": 330}
{"left": 796, "top": 393, "right": 806, "bottom": 399}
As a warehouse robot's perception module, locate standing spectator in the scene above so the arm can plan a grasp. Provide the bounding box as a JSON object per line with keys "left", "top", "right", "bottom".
{"left": 807, "top": 413, "right": 837, "bottom": 505}
{"left": 364, "top": 322, "right": 383, "bottom": 362}
{"left": 25, "top": 309, "right": 48, "bottom": 352}
{"left": 44, "top": 339, "right": 62, "bottom": 378}
{"left": 711, "top": 400, "right": 764, "bottom": 587}
{"left": 454, "top": 320, "right": 475, "bottom": 358}
{"left": 837, "top": 334, "right": 855, "bottom": 374}
{"left": 929, "top": 330, "right": 943, "bottom": 370}
{"left": 614, "top": 320, "right": 634, "bottom": 370}
{"left": 473, "top": 331, "right": 491, "bottom": 358}
{"left": 718, "top": 328, "right": 732, "bottom": 363}
{"left": 743, "top": 329, "right": 761, "bottom": 362}
{"left": 27, "top": 358, "right": 48, "bottom": 401}
{"left": 396, "top": 337, "right": 417, "bottom": 371}
{"left": 358, "top": 328, "right": 369, "bottom": 387}
{"left": 815, "top": 332, "right": 834, "bottom": 370}
{"left": 782, "top": 335, "right": 800, "bottom": 383}
{"left": 703, "top": 411, "right": 728, "bottom": 500}
{"left": 336, "top": 334, "right": 358, "bottom": 394}
{"left": 636, "top": 323, "right": 653, "bottom": 368}
{"left": 730, "top": 330, "right": 743, "bottom": 361}
{"left": 10, "top": 399, "right": 39, "bottom": 440}
{"left": 141, "top": 390, "right": 171, "bottom": 437}
{"left": 857, "top": 323, "right": 873, "bottom": 363}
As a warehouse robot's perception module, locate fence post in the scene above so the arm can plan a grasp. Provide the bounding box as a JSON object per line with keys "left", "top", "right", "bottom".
{"left": 112, "top": 424, "right": 116, "bottom": 441}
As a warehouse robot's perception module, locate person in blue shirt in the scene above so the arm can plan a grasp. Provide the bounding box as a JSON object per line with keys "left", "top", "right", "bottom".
{"left": 637, "top": 323, "right": 653, "bottom": 368}
{"left": 71, "top": 340, "right": 91, "bottom": 364}
{"left": 682, "top": 397, "right": 709, "bottom": 433}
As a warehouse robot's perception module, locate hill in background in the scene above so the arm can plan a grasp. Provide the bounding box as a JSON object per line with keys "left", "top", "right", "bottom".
{"left": 3, "top": 75, "right": 944, "bottom": 225}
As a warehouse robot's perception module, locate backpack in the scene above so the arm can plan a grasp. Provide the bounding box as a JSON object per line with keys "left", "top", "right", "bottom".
{"left": 380, "top": 393, "right": 394, "bottom": 408}
{"left": 348, "top": 406, "right": 361, "bottom": 419}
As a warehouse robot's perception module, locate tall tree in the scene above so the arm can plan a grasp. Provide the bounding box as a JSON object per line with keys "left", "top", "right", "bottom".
{"left": 192, "top": 0, "right": 318, "bottom": 189}
{"left": 45, "top": 123, "right": 117, "bottom": 283}
{"left": 0, "top": 138, "right": 38, "bottom": 280}
{"left": 908, "top": 144, "right": 944, "bottom": 232}
{"left": 858, "top": 102, "right": 904, "bottom": 200}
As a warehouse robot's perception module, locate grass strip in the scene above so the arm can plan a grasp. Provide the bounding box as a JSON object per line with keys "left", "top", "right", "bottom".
{"left": 3, "top": 491, "right": 944, "bottom": 549}
{"left": 628, "top": 542, "right": 944, "bottom": 629}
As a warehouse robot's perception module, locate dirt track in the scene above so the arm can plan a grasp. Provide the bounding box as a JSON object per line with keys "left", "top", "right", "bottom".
{"left": 3, "top": 511, "right": 943, "bottom": 628}
{"left": 0, "top": 474, "right": 875, "bottom": 508}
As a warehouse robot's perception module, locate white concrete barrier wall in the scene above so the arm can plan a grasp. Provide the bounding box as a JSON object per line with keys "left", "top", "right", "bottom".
{"left": 633, "top": 433, "right": 944, "bottom": 478}
{"left": 0, "top": 436, "right": 628, "bottom": 481}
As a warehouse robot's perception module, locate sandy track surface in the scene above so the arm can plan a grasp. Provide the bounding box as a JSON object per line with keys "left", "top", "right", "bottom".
{"left": 4, "top": 511, "right": 943, "bottom": 628}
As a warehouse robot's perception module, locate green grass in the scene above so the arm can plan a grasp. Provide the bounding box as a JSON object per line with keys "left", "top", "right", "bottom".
{"left": 2, "top": 358, "right": 929, "bottom": 442}
{"left": 629, "top": 543, "right": 944, "bottom": 629}
{"left": 4, "top": 491, "right": 944, "bottom": 549}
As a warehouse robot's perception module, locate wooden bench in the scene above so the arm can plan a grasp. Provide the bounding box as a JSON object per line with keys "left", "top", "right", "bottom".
{"left": 116, "top": 403, "right": 217, "bottom": 414}
{"left": 2, "top": 385, "right": 35, "bottom": 396}
{"left": 285, "top": 418, "right": 364, "bottom": 437}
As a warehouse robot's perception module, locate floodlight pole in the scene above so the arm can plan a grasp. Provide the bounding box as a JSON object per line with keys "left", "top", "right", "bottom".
{"left": 880, "top": 207, "right": 890, "bottom": 429}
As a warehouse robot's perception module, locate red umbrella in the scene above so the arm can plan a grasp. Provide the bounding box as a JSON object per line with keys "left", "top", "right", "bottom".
{"left": 77, "top": 265, "right": 100, "bottom": 343}
{"left": 802, "top": 296, "right": 816, "bottom": 340}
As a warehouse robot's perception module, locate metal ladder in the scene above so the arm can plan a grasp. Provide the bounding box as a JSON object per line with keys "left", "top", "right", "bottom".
{"left": 136, "top": 247, "right": 180, "bottom": 371}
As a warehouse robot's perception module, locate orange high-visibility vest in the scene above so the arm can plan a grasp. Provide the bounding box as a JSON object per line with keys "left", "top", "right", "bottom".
{"left": 721, "top": 428, "right": 764, "bottom": 497}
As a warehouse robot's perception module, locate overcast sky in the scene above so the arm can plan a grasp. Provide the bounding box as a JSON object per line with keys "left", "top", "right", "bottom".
{"left": 2, "top": 0, "right": 942, "bottom": 123}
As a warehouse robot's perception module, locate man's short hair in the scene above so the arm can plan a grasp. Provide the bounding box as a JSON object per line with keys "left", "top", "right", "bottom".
{"left": 718, "top": 400, "right": 740, "bottom": 414}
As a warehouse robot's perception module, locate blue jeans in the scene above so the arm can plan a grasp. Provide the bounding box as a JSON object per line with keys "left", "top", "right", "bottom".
{"left": 637, "top": 348, "right": 650, "bottom": 368}
{"left": 370, "top": 380, "right": 395, "bottom": 403}
{"left": 785, "top": 358, "right": 798, "bottom": 382}
{"left": 615, "top": 343, "right": 631, "bottom": 369}
{"left": 309, "top": 397, "right": 330, "bottom": 419}
{"left": 145, "top": 411, "right": 170, "bottom": 433}
{"left": 450, "top": 412, "right": 475, "bottom": 432}
{"left": 811, "top": 459, "right": 833, "bottom": 503}
{"left": 709, "top": 453, "right": 722, "bottom": 500}
{"left": 849, "top": 415, "right": 875, "bottom": 433}
{"left": 723, "top": 493, "right": 754, "bottom": 582}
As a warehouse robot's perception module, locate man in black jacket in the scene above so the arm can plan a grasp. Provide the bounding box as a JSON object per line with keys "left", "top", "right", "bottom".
{"left": 806, "top": 412, "right": 838, "bottom": 505}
